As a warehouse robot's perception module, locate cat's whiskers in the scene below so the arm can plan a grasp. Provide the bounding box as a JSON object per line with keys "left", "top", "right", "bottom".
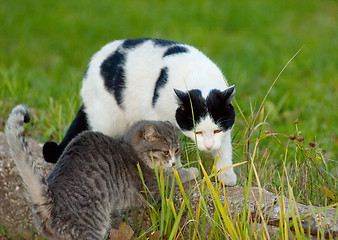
{"left": 213, "top": 148, "right": 224, "bottom": 164}
{"left": 181, "top": 141, "right": 196, "bottom": 147}
{"left": 182, "top": 141, "right": 198, "bottom": 149}
{"left": 183, "top": 144, "right": 202, "bottom": 162}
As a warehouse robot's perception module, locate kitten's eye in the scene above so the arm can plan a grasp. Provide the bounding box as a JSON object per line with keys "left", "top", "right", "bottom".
{"left": 163, "top": 150, "right": 170, "bottom": 156}
{"left": 214, "top": 130, "right": 222, "bottom": 134}
{"left": 196, "top": 131, "right": 203, "bottom": 135}
{"left": 175, "top": 148, "right": 180, "bottom": 154}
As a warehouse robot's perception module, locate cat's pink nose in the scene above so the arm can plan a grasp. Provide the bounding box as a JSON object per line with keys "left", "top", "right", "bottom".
{"left": 206, "top": 145, "right": 213, "bottom": 150}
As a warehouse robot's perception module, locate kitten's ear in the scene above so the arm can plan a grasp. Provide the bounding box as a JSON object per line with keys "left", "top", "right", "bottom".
{"left": 173, "top": 89, "right": 185, "bottom": 110}
{"left": 163, "top": 120, "right": 175, "bottom": 131}
{"left": 144, "top": 125, "right": 160, "bottom": 141}
{"left": 222, "top": 85, "right": 235, "bottom": 104}
{"left": 164, "top": 120, "right": 173, "bottom": 127}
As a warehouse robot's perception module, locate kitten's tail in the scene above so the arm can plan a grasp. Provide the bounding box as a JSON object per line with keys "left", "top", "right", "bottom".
{"left": 6, "top": 105, "right": 53, "bottom": 235}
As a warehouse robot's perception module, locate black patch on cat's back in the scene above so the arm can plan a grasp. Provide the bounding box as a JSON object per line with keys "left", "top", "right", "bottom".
{"left": 163, "top": 46, "right": 189, "bottom": 58}
{"left": 206, "top": 89, "right": 235, "bottom": 131}
{"left": 100, "top": 50, "right": 126, "bottom": 107}
{"left": 152, "top": 67, "right": 169, "bottom": 106}
{"left": 152, "top": 39, "right": 177, "bottom": 47}
{"left": 175, "top": 89, "right": 207, "bottom": 131}
{"left": 122, "top": 38, "right": 150, "bottom": 49}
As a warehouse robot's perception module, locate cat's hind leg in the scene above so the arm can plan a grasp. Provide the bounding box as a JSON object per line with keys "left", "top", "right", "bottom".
{"left": 43, "top": 105, "right": 89, "bottom": 163}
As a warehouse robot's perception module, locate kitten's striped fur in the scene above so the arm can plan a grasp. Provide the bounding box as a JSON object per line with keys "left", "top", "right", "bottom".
{"left": 6, "top": 104, "right": 179, "bottom": 240}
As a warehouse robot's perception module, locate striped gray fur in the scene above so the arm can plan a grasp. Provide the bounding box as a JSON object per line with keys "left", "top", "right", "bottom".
{"left": 6, "top": 105, "right": 179, "bottom": 240}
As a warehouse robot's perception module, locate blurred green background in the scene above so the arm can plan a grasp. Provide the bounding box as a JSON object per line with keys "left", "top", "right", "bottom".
{"left": 1, "top": 0, "right": 337, "bottom": 176}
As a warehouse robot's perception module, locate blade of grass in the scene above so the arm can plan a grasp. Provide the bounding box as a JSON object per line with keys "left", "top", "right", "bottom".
{"left": 168, "top": 199, "right": 185, "bottom": 240}
{"left": 198, "top": 159, "right": 239, "bottom": 239}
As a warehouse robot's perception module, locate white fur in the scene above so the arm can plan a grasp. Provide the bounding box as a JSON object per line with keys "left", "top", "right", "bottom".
{"left": 182, "top": 115, "right": 224, "bottom": 151}
{"left": 81, "top": 39, "right": 237, "bottom": 185}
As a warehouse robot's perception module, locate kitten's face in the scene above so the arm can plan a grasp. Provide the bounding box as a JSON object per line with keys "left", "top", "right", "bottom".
{"left": 174, "top": 86, "right": 235, "bottom": 152}
{"left": 130, "top": 121, "right": 180, "bottom": 170}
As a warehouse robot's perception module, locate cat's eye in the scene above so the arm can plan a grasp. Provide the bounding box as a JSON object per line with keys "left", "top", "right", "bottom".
{"left": 214, "top": 130, "right": 222, "bottom": 134}
{"left": 196, "top": 131, "right": 203, "bottom": 135}
{"left": 163, "top": 150, "right": 170, "bottom": 156}
{"left": 175, "top": 148, "right": 180, "bottom": 154}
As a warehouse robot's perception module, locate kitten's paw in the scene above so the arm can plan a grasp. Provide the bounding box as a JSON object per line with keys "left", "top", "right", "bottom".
{"left": 189, "top": 167, "right": 199, "bottom": 179}
{"left": 177, "top": 167, "right": 199, "bottom": 183}
{"left": 218, "top": 170, "right": 237, "bottom": 186}
{"left": 43, "top": 141, "right": 61, "bottom": 164}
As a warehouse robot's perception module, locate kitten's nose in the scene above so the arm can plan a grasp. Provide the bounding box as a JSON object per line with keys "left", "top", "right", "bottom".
{"left": 170, "top": 157, "right": 176, "bottom": 167}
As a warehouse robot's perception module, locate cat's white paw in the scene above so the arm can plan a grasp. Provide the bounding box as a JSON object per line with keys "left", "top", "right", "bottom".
{"left": 177, "top": 167, "right": 199, "bottom": 183}
{"left": 218, "top": 170, "right": 237, "bottom": 186}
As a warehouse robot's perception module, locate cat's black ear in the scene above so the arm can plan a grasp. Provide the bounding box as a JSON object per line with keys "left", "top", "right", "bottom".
{"left": 144, "top": 125, "right": 160, "bottom": 141}
{"left": 222, "top": 85, "right": 235, "bottom": 104}
{"left": 173, "top": 89, "right": 186, "bottom": 110}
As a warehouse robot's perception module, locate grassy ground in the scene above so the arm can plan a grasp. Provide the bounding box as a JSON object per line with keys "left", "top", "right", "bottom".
{"left": 1, "top": 0, "right": 337, "bottom": 238}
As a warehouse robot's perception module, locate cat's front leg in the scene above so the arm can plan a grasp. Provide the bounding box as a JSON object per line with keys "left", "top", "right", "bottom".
{"left": 212, "top": 135, "right": 237, "bottom": 186}
{"left": 175, "top": 156, "right": 199, "bottom": 183}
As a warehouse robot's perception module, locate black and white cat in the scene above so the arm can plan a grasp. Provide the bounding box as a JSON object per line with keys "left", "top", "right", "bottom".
{"left": 43, "top": 38, "right": 237, "bottom": 186}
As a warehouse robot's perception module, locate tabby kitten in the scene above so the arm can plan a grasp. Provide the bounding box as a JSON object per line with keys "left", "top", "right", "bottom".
{"left": 43, "top": 38, "right": 237, "bottom": 186}
{"left": 6, "top": 105, "right": 179, "bottom": 240}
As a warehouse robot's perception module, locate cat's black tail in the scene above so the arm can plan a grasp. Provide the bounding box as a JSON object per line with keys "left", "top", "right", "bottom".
{"left": 6, "top": 105, "right": 54, "bottom": 237}
{"left": 43, "top": 105, "right": 89, "bottom": 163}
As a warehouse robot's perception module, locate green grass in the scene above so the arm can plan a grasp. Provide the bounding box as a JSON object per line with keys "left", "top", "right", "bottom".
{"left": 1, "top": 0, "right": 336, "bottom": 151}
{"left": 0, "top": 0, "right": 337, "bottom": 238}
